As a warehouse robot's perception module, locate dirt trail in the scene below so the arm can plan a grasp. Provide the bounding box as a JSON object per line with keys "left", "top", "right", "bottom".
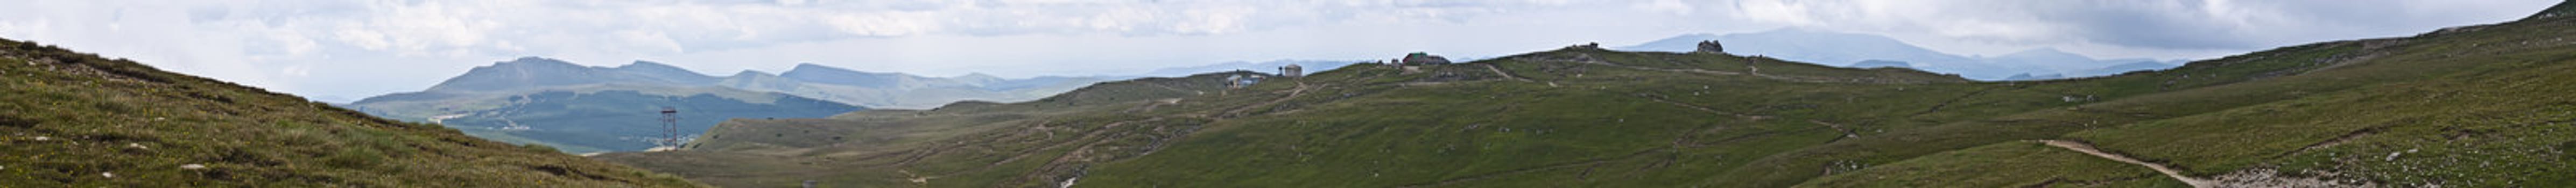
{"left": 1479, "top": 64, "right": 1535, "bottom": 82}
{"left": 1807, "top": 120, "right": 1857, "bottom": 139}
{"left": 2036, "top": 140, "right": 2214, "bottom": 187}
{"left": 1221, "top": 82, "right": 1315, "bottom": 116}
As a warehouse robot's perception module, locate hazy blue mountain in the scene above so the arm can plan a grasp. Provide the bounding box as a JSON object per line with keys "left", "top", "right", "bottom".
{"left": 777, "top": 63, "right": 953, "bottom": 89}
{"left": 351, "top": 57, "right": 1111, "bottom": 153}
{"left": 351, "top": 82, "right": 862, "bottom": 154}
{"left": 1141, "top": 60, "right": 1364, "bottom": 77}
{"left": 1849, "top": 60, "right": 1913, "bottom": 68}
{"left": 2080, "top": 61, "right": 2182, "bottom": 76}
{"left": 2000, "top": 73, "right": 2066, "bottom": 81}
{"left": 1621, "top": 28, "right": 2183, "bottom": 80}
{"left": 423, "top": 57, "right": 677, "bottom": 91}
{"left": 613, "top": 61, "right": 721, "bottom": 85}
{"left": 393, "top": 59, "right": 1107, "bottom": 109}
{"left": 724, "top": 65, "right": 1106, "bottom": 109}
{"left": 1985, "top": 48, "right": 2095, "bottom": 71}
{"left": 434, "top": 88, "right": 861, "bottom": 154}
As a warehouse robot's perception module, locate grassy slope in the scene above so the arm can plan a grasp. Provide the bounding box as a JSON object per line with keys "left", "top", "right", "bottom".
{"left": 615, "top": 46, "right": 2085, "bottom": 187}
{"left": 1803, "top": 10, "right": 2576, "bottom": 187}
{"left": 1797, "top": 141, "right": 2185, "bottom": 187}
{"left": 2065, "top": 17, "right": 2576, "bottom": 186}
{"left": 597, "top": 72, "right": 1254, "bottom": 187}
{"left": 614, "top": 6, "right": 2576, "bottom": 187}
{"left": 0, "top": 39, "right": 702, "bottom": 187}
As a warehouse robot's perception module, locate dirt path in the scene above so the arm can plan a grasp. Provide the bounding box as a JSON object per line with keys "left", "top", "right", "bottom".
{"left": 1221, "top": 82, "right": 1315, "bottom": 116}
{"left": 2036, "top": 140, "right": 2214, "bottom": 187}
{"left": 1807, "top": 120, "right": 1857, "bottom": 139}
{"left": 1479, "top": 64, "right": 1535, "bottom": 82}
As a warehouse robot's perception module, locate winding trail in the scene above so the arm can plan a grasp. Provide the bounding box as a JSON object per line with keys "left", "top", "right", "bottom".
{"left": 2036, "top": 140, "right": 2214, "bottom": 187}
{"left": 1479, "top": 64, "right": 1535, "bottom": 82}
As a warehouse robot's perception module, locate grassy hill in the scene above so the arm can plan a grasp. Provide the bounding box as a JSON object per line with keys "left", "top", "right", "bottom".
{"left": 0, "top": 39, "right": 701, "bottom": 186}
{"left": 606, "top": 4, "right": 2576, "bottom": 187}
{"left": 1806, "top": 14, "right": 2576, "bottom": 187}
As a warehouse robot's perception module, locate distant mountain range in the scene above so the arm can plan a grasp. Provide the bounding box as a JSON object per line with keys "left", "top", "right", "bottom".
{"left": 412, "top": 58, "right": 1107, "bottom": 109}
{"left": 1139, "top": 60, "right": 1365, "bottom": 77}
{"left": 1620, "top": 28, "right": 2184, "bottom": 80}
{"left": 345, "top": 57, "right": 1107, "bottom": 153}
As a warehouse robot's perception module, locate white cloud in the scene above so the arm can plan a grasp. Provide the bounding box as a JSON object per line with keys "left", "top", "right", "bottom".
{"left": 1635, "top": 0, "right": 1694, "bottom": 15}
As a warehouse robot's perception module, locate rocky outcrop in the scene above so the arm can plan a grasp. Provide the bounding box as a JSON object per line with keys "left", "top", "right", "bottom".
{"left": 1695, "top": 40, "right": 1724, "bottom": 54}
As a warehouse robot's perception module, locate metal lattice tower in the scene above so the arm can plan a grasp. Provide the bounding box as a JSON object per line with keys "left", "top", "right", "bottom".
{"left": 659, "top": 107, "right": 680, "bottom": 148}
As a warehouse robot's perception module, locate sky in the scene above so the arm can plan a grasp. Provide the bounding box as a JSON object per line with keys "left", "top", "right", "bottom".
{"left": 0, "top": 0, "right": 2556, "bottom": 102}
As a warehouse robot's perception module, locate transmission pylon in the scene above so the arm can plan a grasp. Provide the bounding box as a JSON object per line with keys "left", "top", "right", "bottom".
{"left": 659, "top": 107, "right": 680, "bottom": 148}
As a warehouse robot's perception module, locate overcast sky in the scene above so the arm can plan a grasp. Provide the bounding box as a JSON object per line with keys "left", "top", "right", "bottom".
{"left": 0, "top": 0, "right": 2555, "bottom": 100}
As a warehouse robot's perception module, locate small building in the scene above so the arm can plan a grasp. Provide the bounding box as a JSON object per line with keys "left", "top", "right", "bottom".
{"left": 1227, "top": 74, "right": 1265, "bottom": 89}
{"left": 1403, "top": 52, "right": 1452, "bottom": 65}
{"left": 1279, "top": 64, "right": 1304, "bottom": 78}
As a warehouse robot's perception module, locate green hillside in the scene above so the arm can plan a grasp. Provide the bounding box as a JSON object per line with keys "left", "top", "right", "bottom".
{"left": 1807, "top": 15, "right": 2576, "bottom": 187}
{"left": 0, "top": 39, "right": 701, "bottom": 186}
{"left": 605, "top": 4, "right": 2576, "bottom": 187}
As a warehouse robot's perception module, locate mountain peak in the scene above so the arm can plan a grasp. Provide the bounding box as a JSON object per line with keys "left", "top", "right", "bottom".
{"left": 785, "top": 63, "right": 885, "bottom": 75}
{"left": 1996, "top": 47, "right": 2095, "bottom": 62}
{"left": 957, "top": 73, "right": 1001, "bottom": 79}
{"left": 789, "top": 62, "right": 837, "bottom": 71}
{"left": 620, "top": 60, "right": 678, "bottom": 69}
{"left": 497, "top": 56, "right": 578, "bottom": 67}
{"left": 613, "top": 60, "right": 717, "bottom": 84}
{"left": 733, "top": 70, "right": 776, "bottom": 77}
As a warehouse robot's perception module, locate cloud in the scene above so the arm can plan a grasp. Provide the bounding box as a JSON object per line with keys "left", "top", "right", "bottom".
{"left": 1635, "top": 0, "right": 1696, "bottom": 15}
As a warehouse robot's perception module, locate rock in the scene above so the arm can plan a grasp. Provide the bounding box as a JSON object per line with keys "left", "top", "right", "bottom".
{"left": 1695, "top": 40, "right": 1725, "bottom": 54}
{"left": 102, "top": 172, "right": 114, "bottom": 178}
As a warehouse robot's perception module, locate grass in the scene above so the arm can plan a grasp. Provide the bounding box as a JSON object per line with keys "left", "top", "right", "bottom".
{"left": 1794, "top": 141, "right": 2185, "bottom": 187}
{"left": 607, "top": 5, "right": 2576, "bottom": 187}
{"left": 0, "top": 38, "right": 702, "bottom": 187}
